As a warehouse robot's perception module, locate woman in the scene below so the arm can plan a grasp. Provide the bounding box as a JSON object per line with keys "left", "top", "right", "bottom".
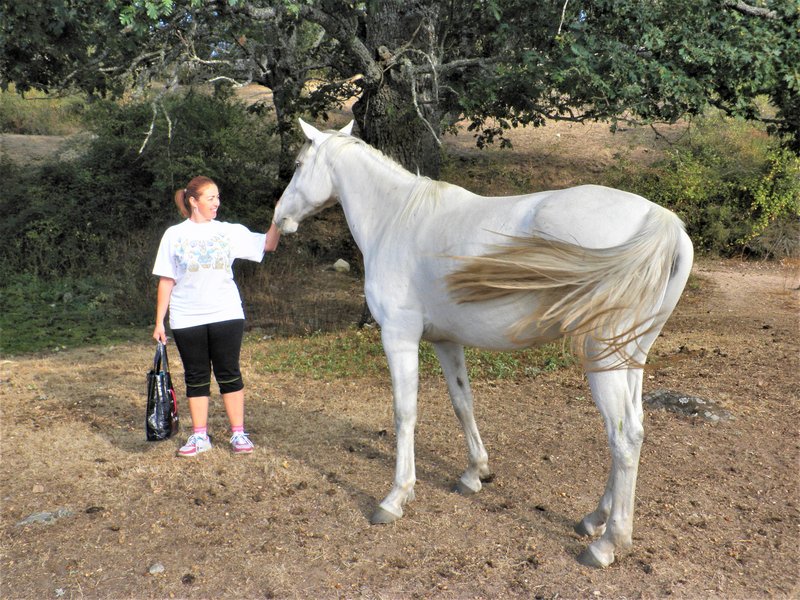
{"left": 152, "top": 175, "right": 280, "bottom": 457}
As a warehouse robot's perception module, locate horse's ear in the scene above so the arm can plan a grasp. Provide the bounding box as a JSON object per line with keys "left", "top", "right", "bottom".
{"left": 339, "top": 120, "right": 354, "bottom": 136}
{"left": 298, "top": 118, "right": 322, "bottom": 142}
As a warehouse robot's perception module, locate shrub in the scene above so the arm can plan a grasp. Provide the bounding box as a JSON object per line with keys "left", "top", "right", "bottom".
{"left": 0, "top": 273, "right": 141, "bottom": 355}
{"left": 1, "top": 89, "right": 285, "bottom": 344}
{"left": 608, "top": 115, "right": 800, "bottom": 257}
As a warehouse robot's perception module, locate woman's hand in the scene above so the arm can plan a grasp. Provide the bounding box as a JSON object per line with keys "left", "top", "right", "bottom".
{"left": 265, "top": 221, "right": 281, "bottom": 252}
{"left": 153, "top": 323, "right": 168, "bottom": 344}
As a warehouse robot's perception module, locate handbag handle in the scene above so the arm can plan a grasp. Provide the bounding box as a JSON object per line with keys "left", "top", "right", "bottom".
{"left": 153, "top": 341, "right": 171, "bottom": 373}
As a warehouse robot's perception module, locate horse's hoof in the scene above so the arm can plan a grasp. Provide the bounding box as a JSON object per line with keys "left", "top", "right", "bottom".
{"left": 454, "top": 479, "right": 479, "bottom": 496}
{"left": 370, "top": 506, "right": 401, "bottom": 525}
{"left": 577, "top": 545, "right": 613, "bottom": 568}
{"left": 574, "top": 518, "right": 605, "bottom": 538}
{"left": 574, "top": 520, "right": 591, "bottom": 537}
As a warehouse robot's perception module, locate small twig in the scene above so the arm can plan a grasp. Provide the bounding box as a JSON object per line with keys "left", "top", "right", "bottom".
{"left": 162, "top": 100, "right": 173, "bottom": 142}
{"left": 557, "top": 0, "right": 569, "bottom": 35}
{"left": 138, "top": 102, "right": 158, "bottom": 155}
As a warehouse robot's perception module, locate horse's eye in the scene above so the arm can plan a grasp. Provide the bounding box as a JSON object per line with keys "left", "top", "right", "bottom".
{"left": 295, "top": 161, "right": 301, "bottom": 169}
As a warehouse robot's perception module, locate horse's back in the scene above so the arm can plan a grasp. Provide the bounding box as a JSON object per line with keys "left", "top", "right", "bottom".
{"left": 529, "top": 185, "right": 657, "bottom": 248}
{"left": 413, "top": 184, "right": 687, "bottom": 352}
{"left": 422, "top": 184, "right": 667, "bottom": 263}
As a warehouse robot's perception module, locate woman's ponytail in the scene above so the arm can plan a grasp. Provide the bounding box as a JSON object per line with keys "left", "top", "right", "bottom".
{"left": 175, "top": 176, "right": 216, "bottom": 218}
{"left": 174, "top": 188, "right": 190, "bottom": 218}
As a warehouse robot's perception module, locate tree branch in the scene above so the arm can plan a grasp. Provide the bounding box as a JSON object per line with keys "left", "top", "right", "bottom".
{"left": 416, "top": 56, "right": 499, "bottom": 76}
{"left": 557, "top": 0, "right": 570, "bottom": 35}
{"left": 299, "top": 6, "right": 382, "bottom": 83}
{"left": 237, "top": 5, "right": 278, "bottom": 21}
{"left": 723, "top": 0, "right": 778, "bottom": 19}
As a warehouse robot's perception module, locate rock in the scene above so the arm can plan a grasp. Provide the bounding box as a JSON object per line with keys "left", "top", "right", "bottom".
{"left": 333, "top": 259, "right": 350, "bottom": 273}
{"left": 16, "top": 508, "right": 73, "bottom": 526}
{"left": 687, "top": 513, "right": 708, "bottom": 528}
{"left": 148, "top": 563, "right": 165, "bottom": 575}
{"left": 643, "top": 389, "right": 733, "bottom": 422}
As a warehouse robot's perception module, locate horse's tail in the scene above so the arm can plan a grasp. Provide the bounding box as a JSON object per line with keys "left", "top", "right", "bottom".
{"left": 446, "top": 206, "right": 690, "bottom": 369}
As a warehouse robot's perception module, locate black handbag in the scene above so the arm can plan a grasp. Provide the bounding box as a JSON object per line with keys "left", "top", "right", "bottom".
{"left": 145, "top": 342, "right": 179, "bottom": 441}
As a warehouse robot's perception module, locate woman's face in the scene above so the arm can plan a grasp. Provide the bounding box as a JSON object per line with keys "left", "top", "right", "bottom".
{"left": 190, "top": 184, "right": 220, "bottom": 222}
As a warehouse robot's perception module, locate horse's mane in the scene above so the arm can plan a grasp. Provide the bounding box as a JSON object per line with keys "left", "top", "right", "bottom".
{"left": 321, "top": 132, "right": 449, "bottom": 219}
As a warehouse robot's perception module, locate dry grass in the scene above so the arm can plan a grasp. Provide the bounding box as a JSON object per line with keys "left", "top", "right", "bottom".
{"left": 1, "top": 258, "right": 798, "bottom": 599}
{"left": 2, "top": 103, "right": 799, "bottom": 598}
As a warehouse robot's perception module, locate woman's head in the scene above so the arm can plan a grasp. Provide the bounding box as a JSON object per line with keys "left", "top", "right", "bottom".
{"left": 174, "top": 176, "right": 220, "bottom": 222}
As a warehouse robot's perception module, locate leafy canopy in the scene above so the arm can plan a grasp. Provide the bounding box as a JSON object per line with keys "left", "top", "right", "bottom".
{"left": 1, "top": 0, "right": 797, "bottom": 152}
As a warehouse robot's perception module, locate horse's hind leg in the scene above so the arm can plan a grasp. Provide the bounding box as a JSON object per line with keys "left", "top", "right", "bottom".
{"left": 575, "top": 366, "right": 645, "bottom": 534}
{"left": 577, "top": 239, "right": 693, "bottom": 566}
{"left": 577, "top": 368, "right": 644, "bottom": 568}
{"left": 433, "top": 341, "right": 491, "bottom": 494}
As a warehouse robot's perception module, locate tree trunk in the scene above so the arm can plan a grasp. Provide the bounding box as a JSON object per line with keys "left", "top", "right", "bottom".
{"left": 352, "top": 1, "right": 442, "bottom": 178}
{"left": 272, "top": 81, "right": 300, "bottom": 181}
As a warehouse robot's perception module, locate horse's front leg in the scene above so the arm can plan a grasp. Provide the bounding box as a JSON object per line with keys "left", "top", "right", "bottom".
{"left": 371, "top": 326, "right": 421, "bottom": 524}
{"left": 432, "top": 341, "right": 491, "bottom": 495}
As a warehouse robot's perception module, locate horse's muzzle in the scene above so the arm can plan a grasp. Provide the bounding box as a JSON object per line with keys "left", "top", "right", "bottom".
{"left": 276, "top": 216, "right": 299, "bottom": 234}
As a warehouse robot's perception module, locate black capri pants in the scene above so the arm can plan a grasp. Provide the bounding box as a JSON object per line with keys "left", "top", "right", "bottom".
{"left": 172, "top": 319, "right": 245, "bottom": 397}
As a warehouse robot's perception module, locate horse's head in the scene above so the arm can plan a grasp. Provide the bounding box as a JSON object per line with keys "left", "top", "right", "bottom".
{"left": 273, "top": 118, "right": 355, "bottom": 234}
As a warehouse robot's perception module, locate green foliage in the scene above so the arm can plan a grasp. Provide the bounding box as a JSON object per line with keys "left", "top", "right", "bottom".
{"left": 251, "top": 327, "right": 575, "bottom": 381}
{"left": 748, "top": 148, "right": 800, "bottom": 240}
{"left": 458, "top": 0, "right": 799, "bottom": 152}
{"left": 4, "top": 0, "right": 797, "bottom": 174}
{"left": 0, "top": 0, "right": 139, "bottom": 97}
{"left": 608, "top": 115, "right": 800, "bottom": 256}
{"left": 1, "top": 91, "right": 283, "bottom": 350}
{"left": 0, "top": 274, "right": 144, "bottom": 355}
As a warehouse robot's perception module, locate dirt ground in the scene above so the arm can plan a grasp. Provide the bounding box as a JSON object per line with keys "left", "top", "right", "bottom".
{"left": 2, "top": 99, "right": 799, "bottom": 598}
{"left": 2, "top": 258, "right": 799, "bottom": 600}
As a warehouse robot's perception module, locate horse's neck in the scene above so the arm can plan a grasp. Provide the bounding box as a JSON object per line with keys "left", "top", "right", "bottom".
{"left": 333, "top": 146, "right": 419, "bottom": 246}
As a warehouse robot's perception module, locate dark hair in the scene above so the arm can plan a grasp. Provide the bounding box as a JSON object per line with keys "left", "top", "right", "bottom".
{"left": 174, "top": 176, "right": 217, "bottom": 218}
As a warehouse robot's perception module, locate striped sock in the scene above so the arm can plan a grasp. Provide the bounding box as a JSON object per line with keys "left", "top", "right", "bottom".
{"left": 193, "top": 426, "right": 208, "bottom": 437}
{"left": 231, "top": 425, "right": 244, "bottom": 435}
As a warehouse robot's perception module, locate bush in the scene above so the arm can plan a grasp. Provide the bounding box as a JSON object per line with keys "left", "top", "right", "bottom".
{"left": 0, "top": 273, "right": 143, "bottom": 355}
{"left": 609, "top": 115, "right": 800, "bottom": 257}
{"left": 1, "top": 89, "right": 285, "bottom": 348}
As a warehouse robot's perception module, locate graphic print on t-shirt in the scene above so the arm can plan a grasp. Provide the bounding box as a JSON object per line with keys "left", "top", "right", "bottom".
{"left": 174, "top": 234, "right": 232, "bottom": 274}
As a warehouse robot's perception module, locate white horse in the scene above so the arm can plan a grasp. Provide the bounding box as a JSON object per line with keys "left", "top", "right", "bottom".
{"left": 274, "top": 119, "right": 694, "bottom": 568}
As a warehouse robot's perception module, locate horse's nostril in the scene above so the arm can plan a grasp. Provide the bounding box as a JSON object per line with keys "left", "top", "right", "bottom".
{"left": 278, "top": 217, "right": 299, "bottom": 234}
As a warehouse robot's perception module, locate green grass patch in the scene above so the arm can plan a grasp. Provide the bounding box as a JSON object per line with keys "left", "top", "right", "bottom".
{"left": 0, "top": 275, "right": 145, "bottom": 355}
{"left": 250, "top": 327, "right": 576, "bottom": 382}
{"left": 0, "top": 87, "right": 86, "bottom": 135}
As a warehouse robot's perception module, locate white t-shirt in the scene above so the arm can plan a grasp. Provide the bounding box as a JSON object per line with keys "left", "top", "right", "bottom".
{"left": 153, "top": 219, "right": 267, "bottom": 329}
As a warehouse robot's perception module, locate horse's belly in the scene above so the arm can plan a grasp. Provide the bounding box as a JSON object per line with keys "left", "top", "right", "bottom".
{"left": 422, "top": 296, "right": 559, "bottom": 350}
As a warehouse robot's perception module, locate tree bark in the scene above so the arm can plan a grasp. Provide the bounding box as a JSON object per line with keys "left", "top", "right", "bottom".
{"left": 351, "top": 1, "right": 442, "bottom": 178}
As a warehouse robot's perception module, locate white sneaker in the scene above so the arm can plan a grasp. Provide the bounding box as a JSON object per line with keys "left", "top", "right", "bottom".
{"left": 177, "top": 433, "right": 212, "bottom": 457}
{"left": 230, "top": 432, "right": 254, "bottom": 455}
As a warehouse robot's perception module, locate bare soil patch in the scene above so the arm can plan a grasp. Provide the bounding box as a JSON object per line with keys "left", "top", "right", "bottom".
{"left": 0, "top": 133, "right": 70, "bottom": 163}
{"left": 442, "top": 119, "right": 685, "bottom": 195}
{"left": 1, "top": 257, "right": 798, "bottom": 599}
{"left": 0, "top": 132, "right": 95, "bottom": 165}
